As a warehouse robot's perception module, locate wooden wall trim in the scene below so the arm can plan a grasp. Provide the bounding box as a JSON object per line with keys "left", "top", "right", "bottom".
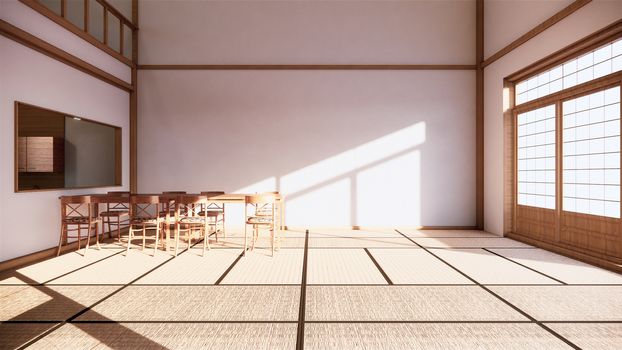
{"left": 19, "top": 0, "right": 135, "bottom": 67}
{"left": 476, "top": 0, "right": 484, "bottom": 230}
{"left": 506, "top": 19, "right": 622, "bottom": 83}
{"left": 482, "top": 0, "right": 592, "bottom": 68}
{"left": 129, "top": 0, "right": 138, "bottom": 193}
{"left": 137, "top": 64, "right": 478, "bottom": 71}
{"left": 0, "top": 19, "right": 133, "bottom": 92}
{"left": 503, "top": 80, "right": 515, "bottom": 235}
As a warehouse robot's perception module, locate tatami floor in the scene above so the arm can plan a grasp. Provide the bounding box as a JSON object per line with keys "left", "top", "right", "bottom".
{"left": 1, "top": 229, "right": 621, "bottom": 349}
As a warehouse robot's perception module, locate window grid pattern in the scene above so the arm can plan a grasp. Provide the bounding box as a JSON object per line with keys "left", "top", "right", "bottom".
{"left": 37, "top": 0, "right": 134, "bottom": 59}
{"left": 517, "top": 105, "right": 556, "bottom": 209}
{"left": 516, "top": 38, "right": 622, "bottom": 105}
{"left": 563, "top": 86, "right": 621, "bottom": 218}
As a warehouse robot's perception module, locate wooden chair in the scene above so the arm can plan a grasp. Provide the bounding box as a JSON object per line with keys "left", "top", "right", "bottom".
{"left": 92, "top": 192, "right": 130, "bottom": 242}
{"left": 159, "top": 191, "right": 187, "bottom": 248}
{"left": 255, "top": 191, "right": 284, "bottom": 231}
{"left": 57, "top": 195, "right": 100, "bottom": 256}
{"left": 175, "top": 195, "right": 211, "bottom": 257}
{"left": 127, "top": 195, "right": 165, "bottom": 256}
{"left": 200, "top": 191, "right": 226, "bottom": 240}
{"left": 244, "top": 193, "right": 279, "bottom": 257}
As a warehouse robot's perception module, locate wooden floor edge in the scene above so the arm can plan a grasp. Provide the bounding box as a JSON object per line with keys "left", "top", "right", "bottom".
{"left": 0, "top": 228, "right": 128, "bottom": 273}
{"left": 506, "top": 233, "right": 622, "bottom": 274}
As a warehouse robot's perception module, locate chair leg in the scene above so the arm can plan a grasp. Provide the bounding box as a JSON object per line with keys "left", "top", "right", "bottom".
{"left": 126, "top": 227, "right": 133, "bottom": 256}
{"left": 174, "top": 223, "right": 180, "bottom": 257}
{"left": 84, "top": 224, "right": 91, "bottom": 257}
{"left": 106, "top": 217, "right": 112, "bottom": 239}
{"left": 95, "top": 220, "right": 101, "bottom": 250}
{"left": 160, "top": 222, "right": 166, "bottom": 250}
{"left": 117, "top": 217, "right": 122, "bottom": 242}
{"left": 202, "top": 226, "right": 208, "bottom": 257}
{"left": 163, "top": 221, "right": 169, "bottom": 252}
{"left": 153, "top": 224, "right": 160, "bottom": 257}
{"left": 142, "top": 225, "right": 146, "bottom": 251}
{"left": 77, "top": 225, "right": 82, "bottom": 251}
{"left": 208, "top": 225, "right": 213, "bottom": 250}
{"left": 187, "top": 226, "right": 191, "bottom": 251}
{"left": 271, "top": 228, "right": 275, "bottom": 257}
{"left": 57, "top": 223, "right": 65, "bottom": 256}
{"left": 214, "top": 217, "right": 219, "bottom": 242}
{"left": 250, "top": 225, "right": 255, "bottom": 251}
{"left": 222, "top": 207, "right": 226, "bottom": 238}
{"left": 244, "top": 223, "right": 247, "bottom": 257}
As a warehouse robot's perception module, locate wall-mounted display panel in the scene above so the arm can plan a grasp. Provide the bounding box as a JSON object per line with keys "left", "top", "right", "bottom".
{"left": 15, "top": 102, "right": 122, "bottom": 192}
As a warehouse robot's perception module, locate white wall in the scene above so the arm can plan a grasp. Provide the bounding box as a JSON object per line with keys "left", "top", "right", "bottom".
{"left": 483, "top": 0, "right": 622, "bottom": 235}
{"left": 484, "top": 0, "right": 574, "bottom": 59}
{"left": 139, "top": 0, "right": 474, "bottom": 65}
{"left": 0, "top": 4, "right": 130, "bottom": 262}
{"left": 138, "top": 0, "right": 477, "bottom": 228}
{"left": 139, "top": 70, "right": 475, "bottom": 228}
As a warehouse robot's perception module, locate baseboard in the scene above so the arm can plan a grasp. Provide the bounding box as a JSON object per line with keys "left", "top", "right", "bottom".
{"left": 507, "top": 232, "right": 622, "bottom": 274}
{"left": 0, "top": 228, "right": 128, "bottom": 273}
{"left": 281, "top": 225, "right": 479, "bottom": 231}
{"left": 412, "top": 226, "right": 479, "bottom": 230}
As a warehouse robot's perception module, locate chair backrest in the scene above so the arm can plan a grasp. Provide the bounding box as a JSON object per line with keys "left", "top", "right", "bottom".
{"left": 92, "top": 194, "right": 130, "bottom": 211}
{"left": 245, "top": 193, "right": 276, "bottom": 216}
{"left": 201, "top": 191, "right": 225, "bottom": 210}
{"left": 176, "top": 195, "right": 208, "bottom": 217}
{"left": 60, "top": 195, "right": 92, "bottom": 218}
{"left": 129, "top": 195, "right": 162, "bottom": 218}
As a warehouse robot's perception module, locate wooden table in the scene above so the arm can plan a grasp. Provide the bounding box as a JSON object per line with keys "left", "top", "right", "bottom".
{"left": 75, "top": 192, "right": 285, "bottom": 252}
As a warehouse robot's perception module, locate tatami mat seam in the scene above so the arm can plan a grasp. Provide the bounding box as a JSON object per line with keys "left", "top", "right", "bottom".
{"left": 363, "top": 248, "right": 393, "bottom": 285}
{"left": 482, "top": 248, "right": 568, "bottom": 285}
{"left": 5, "top": 230, "right": 621, "bottom": 349}
{"left": 395, "top": 229, "right": 582, "bottom": 350}
{"left": 15, "top": 239, "right": 206, "bottom": 349}
{"left": 42, "top": 249, "right": 126, "bottom": 285}
{"left": 295, "top": 229, "right": 309, "bottom": 350}
{"left": 214, "top": 251, "right": 245, "bottom": 285}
